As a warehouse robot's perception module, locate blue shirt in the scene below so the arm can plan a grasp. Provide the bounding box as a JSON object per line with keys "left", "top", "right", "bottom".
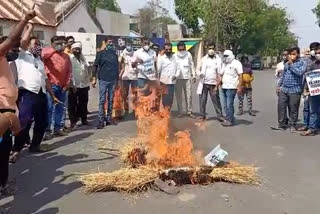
{"left": 278, "top": 58, "right": 307, "bottom": 94}
{"left": 94, "top": 49, "right": 119, "bottom": 82}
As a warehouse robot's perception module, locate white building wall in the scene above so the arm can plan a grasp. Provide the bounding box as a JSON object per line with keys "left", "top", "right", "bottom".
{"left": 0, "top": 19, "right": 56, "bottom": 46}
{"left": 96, "top": 9, "right": 130, "bottom": 36}
{"left": 57, "top": 3, "right": 101, "bottom": 34}
{"left": 57, "top": 31, "right": 97, "bottom": 63}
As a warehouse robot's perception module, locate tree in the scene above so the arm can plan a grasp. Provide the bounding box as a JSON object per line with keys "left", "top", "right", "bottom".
{"left": 138, "top": 0, "right": 177, "bottom": 37}
{"left": 175, "top": 0, "right": 297, "bottom": 56}
{"left": 313, "top": 1, "right": 320, "bottom": 24}
{"left": 88, "top": 0, "right": 121, "bottom": 13}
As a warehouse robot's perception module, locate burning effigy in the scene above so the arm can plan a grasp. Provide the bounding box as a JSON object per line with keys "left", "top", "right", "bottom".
{"left": 79, "top": 83, "right": 259, "bottom": 194}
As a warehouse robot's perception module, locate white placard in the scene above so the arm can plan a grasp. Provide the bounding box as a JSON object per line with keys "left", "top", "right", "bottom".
{"left": 204, "top": 144, "right": 228, "bottom": 167}
{"left": 306, "top": 70, "right": 320, "bottom": 96}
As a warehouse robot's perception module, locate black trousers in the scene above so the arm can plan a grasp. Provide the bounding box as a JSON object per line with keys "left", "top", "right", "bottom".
{"left": 278, "top": 91, "right": 301, "bottom": 127}
{"left": 68, "top": 87, "right": 89, "bottom": 124}
{"left": 200, "top": 84, "right": 223, "bottom": 118}
{"left": 0, "top": 130, "right": 12, "bottom": 187}
{"left": 13, "top": 89, "right": 48, "bottom": 152}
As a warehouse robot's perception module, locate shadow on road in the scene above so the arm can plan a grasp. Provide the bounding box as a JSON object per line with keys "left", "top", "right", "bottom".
{"left": 1, "top": 132, "right": 115, "bottom": 214}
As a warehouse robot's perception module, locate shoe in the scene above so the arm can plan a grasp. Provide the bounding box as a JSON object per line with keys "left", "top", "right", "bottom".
{"left": 82, "top": 120, "right": 89, "bottom": 126}
{"left": 290, "top": 126, "right": 297, "bottom": 133}
{"left": 177, "top": 114, "right": 184, "bottom": 118}
{"left": 188, "top": 113, "right": 197, "bottom": 119}
{"left": 106, "top": 120, "right": 118, "bottom": 126}
{"left": 270, "top": 126, "right": 286, "bottom": 131}
{"left": 298, "top": 126, "right": 308, "bottom": 132}
{"left": 221, "top": 120, "right": 233, "bottom": 127}
{"left": 218, "top": 116, "right": 225, "bottom": 122}
{"left": 237, "top": 111, "right": 243, "bottom": 116}
{"left": 43, "top": 132, "right": 54, "bottom": 141}
{"left": 69, "top": 123, "right": 77, "bottom": 129}
{"left": 53, "top": 129, "right": 68, "bottom": 137}
{"left": 197, "top": 116, "right": 206, "bottom": 121}
{"left": 29, "top": 146, "right": 45, "bottom": 153}
{"left": 63, "top": 126, "right": 72, "bottom": 133}
{"left": 97, "top": 122, "right": 104, "bottom": 129}
{"left": 0, "top": 185, "right": 10, "bottom": 197}
{"left": 249, "top": 111, "right": 256, "bottom": 116}
{"left": 9, "top": 152, "right": 20, "bottom": 164}
{"left": 300, "top": 129, "right": 317, "bottom": 136}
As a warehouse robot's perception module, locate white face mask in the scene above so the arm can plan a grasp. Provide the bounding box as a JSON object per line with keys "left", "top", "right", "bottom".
{"left": 208, "top": 49, "right": 215, "bottom": 56}
{"left": 143, "top": 45, "right": 150, "bottom": 51}
{"left": 316, "top": 54, "right": 320, "bottom": 61}
{"left": 311, "top": 50, "right": 316, "bottom": 57}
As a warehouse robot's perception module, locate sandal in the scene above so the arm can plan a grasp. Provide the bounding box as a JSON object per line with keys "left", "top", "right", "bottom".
{"left": 9, "top": 152, "right": 20, "bottom": 164}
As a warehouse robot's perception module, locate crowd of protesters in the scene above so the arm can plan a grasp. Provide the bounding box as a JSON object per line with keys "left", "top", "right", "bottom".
{"left": 1, "top": 6, "right": 320, "bottom": 197}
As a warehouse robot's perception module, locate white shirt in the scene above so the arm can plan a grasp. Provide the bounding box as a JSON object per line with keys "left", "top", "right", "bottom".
{"left": 175, "top": 51, "right": 195, "bottom": 80}
{"left": 135, "top": 48, "right": 157, "bottom": 80}
{"left": 70, "top": 54, "right": 90, "bottom": 88}
{"left": 276, "top": 61, "right": 285, "bottom": 77}
{"left": 157, "top": 54, "right": 178, "bottom": 85}
{"left": 15, "top": 50, "right": 47, "bottom": 94}
{"left": 200, "top": 55, "right": 222, "bottom": 85}
{"left": 121, "top": 53, "right": 138, "bottom": 80}
{"left": 220, "top": 59, "right": 243, "bottom": 89}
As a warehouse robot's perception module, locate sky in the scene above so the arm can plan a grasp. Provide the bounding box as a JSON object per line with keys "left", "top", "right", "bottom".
{"left": 118, "top": 0, "right": 320, "bottom": 48}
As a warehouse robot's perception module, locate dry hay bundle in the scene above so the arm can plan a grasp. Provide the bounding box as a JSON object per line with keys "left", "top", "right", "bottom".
{"left": 79, "top": 167, "right": 159, "bottom": 193}
{"left": 210, "top": 166, "right": 259, "bottom": 185}
{"left": 119, "top": 138, "right": 148, "bottom": 168}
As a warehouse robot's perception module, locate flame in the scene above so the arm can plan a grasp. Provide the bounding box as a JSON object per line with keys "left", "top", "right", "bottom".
{"left": 134, "top": 84, "right": 203, "bottom": 169}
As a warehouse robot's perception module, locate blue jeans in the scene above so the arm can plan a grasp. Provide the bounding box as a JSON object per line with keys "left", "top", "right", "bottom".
{"left": 303, "top": 97, "right": 310, "bottom": 128}
{"left": 99, "top": 80, "right": 116, "bottom": 123}
{"left": 222, "top": 89, "right": 237, "bottom": 123}
{"left": 161, "top": 84, "right": 175, "bottom": 109}
{"left": 309, "top": 95, "right": 320, "bottom": 131}
{"left": 47, "top": 85, "right": 67, "bottom": 132}
{"left": 137, "top": 78, "right": 150, "bottom": 96}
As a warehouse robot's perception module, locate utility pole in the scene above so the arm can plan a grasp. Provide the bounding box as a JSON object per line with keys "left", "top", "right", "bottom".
{"left": 215, "top": 0, "right": 219, "bottom": 49}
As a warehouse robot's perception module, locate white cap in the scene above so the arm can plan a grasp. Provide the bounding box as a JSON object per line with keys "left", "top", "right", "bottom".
{"left": 223, "top": 50, "right": 233, "bottom": 56}
{"left": 71, "top": 42, "right": 82, "bottom": 49}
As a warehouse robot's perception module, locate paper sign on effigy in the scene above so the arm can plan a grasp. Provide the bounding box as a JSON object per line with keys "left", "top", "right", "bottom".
{"left": 204, "top": 144, "right": 228, "bottom": 167}
{"left": 306, "top": 70, "right": 320, "bottom": 96}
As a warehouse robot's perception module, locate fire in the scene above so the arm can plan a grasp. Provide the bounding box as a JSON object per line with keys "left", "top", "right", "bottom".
{"left": 134, "top": 84, "right": 203, "bottom": 169}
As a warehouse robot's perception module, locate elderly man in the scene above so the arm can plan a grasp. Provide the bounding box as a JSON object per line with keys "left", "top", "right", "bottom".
{"left": 42, "top": 36, "right": 72, "bottom": 140}
{"left": 68, "top": 42, "right": 90, "bottom": 128}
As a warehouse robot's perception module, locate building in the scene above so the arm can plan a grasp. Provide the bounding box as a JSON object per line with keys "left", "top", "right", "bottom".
{"left": 0, "top": 0, "right": 129, "bottom": 45}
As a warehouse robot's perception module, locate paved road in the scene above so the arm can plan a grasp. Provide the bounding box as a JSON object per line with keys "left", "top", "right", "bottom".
{"left": 1, "top": 70, "right": 320, "bottom": 214}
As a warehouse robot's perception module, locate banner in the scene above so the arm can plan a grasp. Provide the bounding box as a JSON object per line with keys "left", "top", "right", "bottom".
{"left": 96, "top": 35, "right": 143, "bottom": 55}
{"left": 306, "top": 70, "right": 320, "bottom": 96}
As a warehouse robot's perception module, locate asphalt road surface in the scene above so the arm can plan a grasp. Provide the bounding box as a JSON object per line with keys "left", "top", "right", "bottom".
{"left": 1, "top": 69, "right": 320, "bottom": 214}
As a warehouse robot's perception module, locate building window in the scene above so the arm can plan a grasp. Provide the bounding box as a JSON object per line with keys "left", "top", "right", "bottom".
{"left": 33, "top": 31, "right": 45, "bottom": 40}
{"left": 0, "top": 26, "right": 3, "bottom": 37}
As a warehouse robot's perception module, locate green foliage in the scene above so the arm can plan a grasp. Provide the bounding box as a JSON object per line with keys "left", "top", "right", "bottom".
{"left": 88, "top": 0, "right": 121, "bottom": 13}
{"left": 175, "top": 0, "right": 297, "bottom": 56}
{"left": 312, "top": 1, "right": 320, "bottom": 24}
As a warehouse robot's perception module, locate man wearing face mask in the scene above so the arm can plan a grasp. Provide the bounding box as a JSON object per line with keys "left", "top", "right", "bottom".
{"left": 219, "top": 50, "right": 243, "bottom": 127}
{"left": 119, "top": 46, "right": 138, "bottom": 115}
{"left": 298, "top": 42, "right": 320, "bottom": 132}
{"left": 174, "top": 41, "right": 196, "bottom": 118}
{"left": 12, "top": 24, "right": 60, "bottom": 156}
{"left": 300, "top": 45, "right": 320, "bottom": 136}
{"left": 198, "top": 43, "right": 224, "bottom": 122}
{"left": 92, "top": 37, "right": 119, "bottom": 129}
{"left": 68, "top": 42, "right": 90, "bottom": 128}
{"left": 272, "top": 47, "right": 307, "bottom": 132}
{"left": 42, "top": 36, "right": 72, "bottom": 139}
{"left": 157, "top": 42, "right": 178, "bottom": 109}
{"left": 133, "top": 37, "right": 157, "bottom": 94}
